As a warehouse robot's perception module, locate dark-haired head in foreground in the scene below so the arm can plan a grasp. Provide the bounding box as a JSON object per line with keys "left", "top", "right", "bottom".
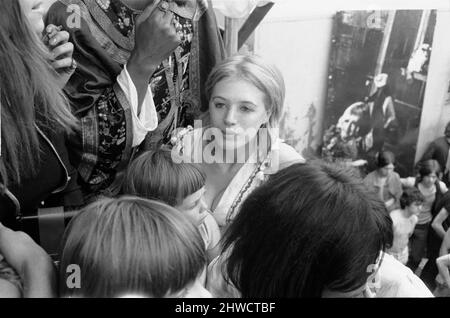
{"left": 222, "top": 161, "right": 393, "bottom": 297}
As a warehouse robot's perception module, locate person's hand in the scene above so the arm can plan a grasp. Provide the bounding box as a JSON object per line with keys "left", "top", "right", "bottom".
{"left": 0, "top": 223, "right": 56, "bottom": 297}
{"left": 129, "top": 0, "right": 181, "bottom": 75}
{"left": 43, "top": 24, "right": 76, "bottom": 88}
{"left": 436, "top": 254, "right": 450, "bottom": 288}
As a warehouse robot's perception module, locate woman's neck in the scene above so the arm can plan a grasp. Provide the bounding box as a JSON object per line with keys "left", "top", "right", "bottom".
{"left": 212, "top": 161, "right": 244, "bottom": 175}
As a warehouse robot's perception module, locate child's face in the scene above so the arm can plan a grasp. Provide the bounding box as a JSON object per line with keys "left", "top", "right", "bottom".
{"left": 176, "top": 187, "right": 208, "bottom": 226}
{"left": 421, "top": 172, "right": 437, "bottom": 188}
{"left": 408, "top": 201, "right": 423, "bottom": 216}
{"left": 19, "top": 0, "right": 46, "bottom": 36}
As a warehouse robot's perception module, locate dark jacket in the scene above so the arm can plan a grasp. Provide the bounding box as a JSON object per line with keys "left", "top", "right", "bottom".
{"left": 0, "top": 126, "right": 84, "bottom": 245}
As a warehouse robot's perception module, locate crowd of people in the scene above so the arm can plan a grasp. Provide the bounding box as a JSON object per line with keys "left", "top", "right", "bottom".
{"left": 0, "top": 0, "right": 449, "bottom": 298}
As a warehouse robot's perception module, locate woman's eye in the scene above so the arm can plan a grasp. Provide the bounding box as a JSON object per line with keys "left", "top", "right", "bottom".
{"left": 240, "top": 106, "right": 253, "bottom": 112}
{"left": 215, "top": 103, "right": 225, "bottom": 109}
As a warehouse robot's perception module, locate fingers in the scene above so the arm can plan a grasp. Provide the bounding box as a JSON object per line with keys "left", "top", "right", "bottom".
{"left": 51, "top": 57, "right": 74, "bottom": 70}
{"left": 48, "top": 30, "right": 70, "bottom": 47}
{"left": 51, "top": 42, "right": 74, "bottom": 60}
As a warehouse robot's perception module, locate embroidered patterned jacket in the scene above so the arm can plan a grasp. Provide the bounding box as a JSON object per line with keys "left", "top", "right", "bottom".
{"left": 46, "top": 0, "right": 225, "bottom": 197}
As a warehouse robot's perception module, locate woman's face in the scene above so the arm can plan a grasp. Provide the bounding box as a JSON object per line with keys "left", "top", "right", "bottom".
{"left": 175, "top": 187, "right": 208, "bottom": 226}
{"left": 421, "top": 172, "right": 437, "bottom": 188}
{"left": 208, "top": 77, "right": 270, "bottom": 151}
{"left": 19, "top": 0, "right": 46, "bottom": 36}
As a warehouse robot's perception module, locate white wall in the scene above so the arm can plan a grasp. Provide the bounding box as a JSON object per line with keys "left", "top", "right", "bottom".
{"left": 254, "top": 8, "right": 333, "bottom": 156}
{"left": 415, "top": 10, "right": 450, "bottom": 162}
{"left": 253, "top": 0, "right": 450, "bottom": 158}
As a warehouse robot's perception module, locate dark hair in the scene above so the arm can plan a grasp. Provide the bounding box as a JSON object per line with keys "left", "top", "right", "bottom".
{"left": 123, "top": 147, "right": 205, "bottom": 206}
{"left": 222, "top": 161, "right": 393, "bottom": 297}
{"left": 400, "top": 187, "right": 425, "bottom": 209}
{"left": 60, "top": 196, "right": 206, "bottom": 297}
{"left": 376, "top": 151, "right": 395, "bottom": 168}
{"left": 445, "top": 121, "right": 450, "bottom": 136}
{"left": 0, "top": 0, "right": 77, "bottom": 185}
{"left": 418, "top": 159, "right": 441, "bottom": 180}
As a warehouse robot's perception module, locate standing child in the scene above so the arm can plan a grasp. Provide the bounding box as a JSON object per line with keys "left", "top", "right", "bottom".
{"left": 387, "top": 187, "right": 424, "bottom": 264}
{"left": 123, "top": 147, "right": 221, "bottom": 264}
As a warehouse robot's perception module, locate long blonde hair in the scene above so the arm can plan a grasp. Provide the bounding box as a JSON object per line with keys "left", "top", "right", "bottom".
{"left": 0, "top": 0, "right": 78, "bottom": 185}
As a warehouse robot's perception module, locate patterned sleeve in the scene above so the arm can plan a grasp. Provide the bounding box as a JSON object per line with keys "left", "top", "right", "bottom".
{"left": 46, "top": 1, "right": 134, "bottom": 195}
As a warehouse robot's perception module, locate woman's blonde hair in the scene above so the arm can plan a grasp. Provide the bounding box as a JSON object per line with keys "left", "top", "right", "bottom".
{"left": 0, "top": 0, "right": 78, "bottom": 185}
{"left": 205, "top": 54, "right": 285, "bottom": 129}
{"left": 59, "top": 196, "right": 207, "bottom": 298}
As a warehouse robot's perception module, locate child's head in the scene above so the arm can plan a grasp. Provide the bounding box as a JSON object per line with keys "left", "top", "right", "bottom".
{"left": 222, "top": 161, "right": 393, "bottom": 297}
{"left": 123, "top": 148, "right": 208, "bottom": 226}
{"left": 400, "top": 187, "right": 424, "bottom": 214}
{"left": 376, "top": 151, "right": 395, "bottom": 177}
{"left": 418, "top": 159, "right": 441, "bottom": 187}
{"left": 59, "top": 196, "right": 210, "bottom": 298}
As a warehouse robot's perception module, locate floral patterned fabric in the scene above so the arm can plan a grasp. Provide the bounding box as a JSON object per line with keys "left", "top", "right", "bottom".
{"left": 46, "top": 0, "right": 225, "bottom": 196}
{"left": 98, "top": 0, "right": 195, "bottom": 147}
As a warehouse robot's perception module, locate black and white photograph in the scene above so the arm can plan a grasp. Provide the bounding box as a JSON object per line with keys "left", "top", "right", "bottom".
{"left": 1, "top": 0, "right": 450, "bottom": 303}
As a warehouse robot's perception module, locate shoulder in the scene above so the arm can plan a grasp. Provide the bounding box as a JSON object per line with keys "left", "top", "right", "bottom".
{"left": 411, "top": 215, "right": 418, "bottom": 224}
{"left": 364, "top": 171, "right": 377, "bottom": 183}
{"left": 390, "top": 209, "right": 400, "bottom": 218}
{"left": 202, "top": 213, "right": 221, "bottom": 244}
{"left": 206, "top": 253, "right": 241, "bottom": 298}
{"left": 401, "top": 177, "right": 416, "bottom": 188}
{"left": 439, "top": 181, "right": 448, "bottom": 193}
{"left": 276, "top": 142, "right": 305, "bottom": 170}
{"left": 377, "top": 253, "right": 433, "bottom": 297}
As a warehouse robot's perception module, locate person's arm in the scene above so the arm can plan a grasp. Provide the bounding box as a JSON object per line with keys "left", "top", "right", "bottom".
{"left": 437, "top": 254, "right": 450, "bottom": 288}
{"left": 126, "top": 0, "right": 181, "bottom": 112}
{"left": 0, "top": 223, "right": 56, "bottom": 298}
{"left": 383, "top": 96, "right": 396, "bottom": 129}
{"left": 440, "top": 228, "right": 450, "bottom": 257}
{"left": 440, "top": 182, "right": 449, "bottom": 194}
{"left": 409, "top": 215, "right": 418, "bottom": 238}
{"left": 46, "top": 1, "right": 179, "bottom": 194}
{"left": 400, "top": 177, "right": 416, "bottom": 188}
{"left": 432, "top": 208, "right": 449, "bottom": 239}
